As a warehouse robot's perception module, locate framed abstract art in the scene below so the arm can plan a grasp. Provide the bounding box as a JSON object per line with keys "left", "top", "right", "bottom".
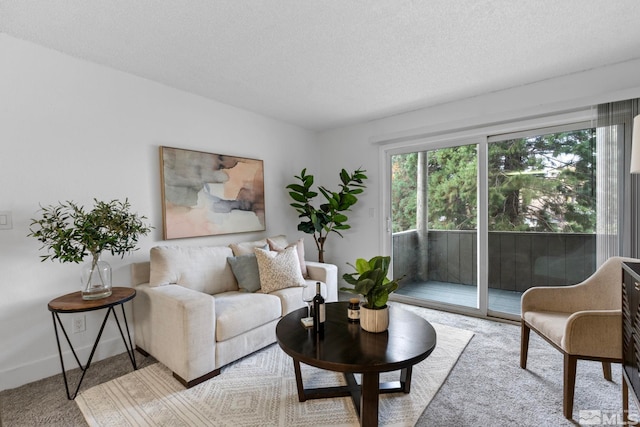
{"left": 159, "top": 146, "right": 266, "bottom": 239}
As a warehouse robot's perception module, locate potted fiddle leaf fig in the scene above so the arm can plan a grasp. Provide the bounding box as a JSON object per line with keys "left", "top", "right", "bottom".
{"left": 341, "top": 255, "right": 402, "bottom": 333}
{"left": 286, "top": 167, "right": 367, "bottom": 263}
{"left": 28, "top": 198, "right": 153, "bottom": 300}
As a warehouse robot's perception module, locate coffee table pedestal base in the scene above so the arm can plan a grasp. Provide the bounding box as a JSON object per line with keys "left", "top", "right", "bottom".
{"left": 293, "top": 359, "right": 412, "bottom": 427}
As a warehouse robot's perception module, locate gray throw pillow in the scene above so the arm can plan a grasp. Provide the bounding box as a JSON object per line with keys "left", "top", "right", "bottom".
{"left": 227, "top": 253, "right": 261, "bottom": 293}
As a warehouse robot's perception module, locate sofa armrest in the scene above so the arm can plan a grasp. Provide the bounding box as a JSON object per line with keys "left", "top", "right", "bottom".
{"left": 564, "top": 309, "right": 622, "bottom": 359}
{"left": 306, "top": 261, "right": 338, "bottom": 302}
{"left": 133, "top": 283, "right": 216, "bottom": 382}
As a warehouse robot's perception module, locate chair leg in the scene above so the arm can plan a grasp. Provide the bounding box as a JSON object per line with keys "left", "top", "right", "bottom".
{"left": 602, "top": 362, "right": 612, "bottom": 381}
{"left": 563, "top": 354, "right": 577, "bottom": 419}
{"left": 624, "top": 373, "right": 630, "bottom": 425}
{"left": 520, "top": 320, "right": 530, "bottom": 369}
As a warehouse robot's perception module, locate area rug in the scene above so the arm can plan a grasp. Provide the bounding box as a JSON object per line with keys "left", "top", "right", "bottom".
{"left": 76, "top": 321, "right": 473, "bottom": 427}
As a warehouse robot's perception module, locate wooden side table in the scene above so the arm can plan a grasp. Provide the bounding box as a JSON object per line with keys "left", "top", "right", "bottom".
{"left": 47, "top": 287, "right": 137, "bottom": 399}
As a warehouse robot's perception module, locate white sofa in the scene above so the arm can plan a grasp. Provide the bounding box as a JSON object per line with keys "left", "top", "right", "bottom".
{"left": 130, "top": 235, "right": 337, "bottom": 387}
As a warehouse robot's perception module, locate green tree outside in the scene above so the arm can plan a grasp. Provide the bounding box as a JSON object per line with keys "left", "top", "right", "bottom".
{"left": 391, "top": 128, "right": 596, "bottom": 233}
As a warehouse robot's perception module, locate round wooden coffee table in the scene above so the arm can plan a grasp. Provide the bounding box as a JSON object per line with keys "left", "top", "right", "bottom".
{"left": 276, "top": 301, "right": 437, "bottom": 427}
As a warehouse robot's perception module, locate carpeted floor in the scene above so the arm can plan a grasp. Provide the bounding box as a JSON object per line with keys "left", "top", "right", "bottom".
{"left": 1, "top": 302, "right": 635, "bottom": 426}
{"left": 403, "top": 303, "right": 635, "bottom": 426}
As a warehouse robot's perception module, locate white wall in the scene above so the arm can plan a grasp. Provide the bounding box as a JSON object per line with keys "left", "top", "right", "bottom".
{"left": 0, "top": 34, "right": 317, "bottom": 390}
{"left": 316, "top": 59, "right": 640, "bottom": 277}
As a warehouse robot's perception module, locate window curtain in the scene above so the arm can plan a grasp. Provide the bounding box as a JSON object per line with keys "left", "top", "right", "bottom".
{"left": 596, "top": 98, "right": 640, "bottom": 263}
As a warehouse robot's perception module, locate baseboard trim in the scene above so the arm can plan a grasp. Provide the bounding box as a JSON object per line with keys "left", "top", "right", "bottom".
{"left": 0, "top": 336, "right": 128, "bottom": 391}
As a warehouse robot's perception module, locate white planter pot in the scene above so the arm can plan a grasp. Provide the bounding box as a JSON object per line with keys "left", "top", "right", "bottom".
{"left": 360, "top": 304, "right": 389, "bottom": 333}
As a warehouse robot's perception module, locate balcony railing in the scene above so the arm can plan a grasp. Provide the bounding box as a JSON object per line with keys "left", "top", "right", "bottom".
{"left": 392, "top": 229, "right": 596, "bottom": 292}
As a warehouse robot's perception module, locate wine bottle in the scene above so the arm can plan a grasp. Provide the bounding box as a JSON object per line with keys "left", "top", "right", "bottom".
{"left": 312, "top": 281, "right": 325, "bottom": 337}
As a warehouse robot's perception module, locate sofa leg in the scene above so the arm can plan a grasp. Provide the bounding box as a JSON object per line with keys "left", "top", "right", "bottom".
{"left": 136, "top": 346, "right": 151, "bottom": 357}
{"left": 563, "top": 354, "right": 577, "bottom": 419}
{"left": 520, "top": 320, "right": 530, "bottom": 369}
{"left": 173, "top": 369, "right": 221, "bottom": 388}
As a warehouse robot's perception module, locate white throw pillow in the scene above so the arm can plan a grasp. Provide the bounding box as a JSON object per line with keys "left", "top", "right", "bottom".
{"left": 228, "top": 235, "right": 287, "bottom": 256}
{"left": 254, "top": 247, "right": 305, "bottom": 293}
{"left": 229, "top": 239, "right": 268, "bottom": 256}
{"left": 267, "top": 237, "right": 308, "bottom": 278}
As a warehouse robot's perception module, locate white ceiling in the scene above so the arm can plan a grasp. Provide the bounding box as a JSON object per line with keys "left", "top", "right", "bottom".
{"left": 2, "top": 1, "right": 640, "bottom": 131}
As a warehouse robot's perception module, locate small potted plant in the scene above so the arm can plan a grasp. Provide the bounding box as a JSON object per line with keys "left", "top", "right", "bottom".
{"left": 28, "top": 198, "right": 153, "bottom": 300}
{"left": 340, "top": 255, "right": 401, "bottom": 333}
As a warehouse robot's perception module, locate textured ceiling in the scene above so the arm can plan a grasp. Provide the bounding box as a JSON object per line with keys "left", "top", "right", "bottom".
{"left": 2, "top": 1, "right": 640, "bottom": 131}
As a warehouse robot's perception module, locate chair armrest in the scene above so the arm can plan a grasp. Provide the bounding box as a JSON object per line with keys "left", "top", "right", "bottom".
{"left": 306, "top": 261, "right": 338, "bottom": 302}
{"left": 521, "top": 284, "right": 585, "bottom": 314}
{"left": 563, "top": 309, "right": 622, "bottom": 359}
{"left": 523, "top": 257, "right": 640, "bottom": 315}
{"left": 133, "top": 284, "right": 216, "bottom": 382}
{"left": 520, "top": 280, "right": 616, "bottom": 314}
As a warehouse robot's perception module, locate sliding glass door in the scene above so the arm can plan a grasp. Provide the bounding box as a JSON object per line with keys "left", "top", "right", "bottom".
{"left": 388, "top": 122, "right": 605, "bottom": 319}
{"left": 486, "top": 126, "right": 597, "bottom": 315}
{"left": 391, "top": 142, "right": 479, "bottom": 310}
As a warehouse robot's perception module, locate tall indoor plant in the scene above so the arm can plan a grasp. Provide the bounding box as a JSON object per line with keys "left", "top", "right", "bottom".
{"left": 341, "top": 255, "right": 402, "bottom": 332}
{"left": 28, "top": 198, "right": 152, "bottom": 300}
{"left": 286, "top": 167, "right": 367, "bottom": 262}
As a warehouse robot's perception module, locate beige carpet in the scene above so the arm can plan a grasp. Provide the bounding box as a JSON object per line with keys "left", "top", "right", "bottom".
{"left": 76, "top": 322, "right": 473, "bottom": 427}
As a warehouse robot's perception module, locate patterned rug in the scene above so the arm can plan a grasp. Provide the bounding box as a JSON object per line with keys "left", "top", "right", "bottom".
{"left": 76, "top": 322, "right": 473, "bottom": 427}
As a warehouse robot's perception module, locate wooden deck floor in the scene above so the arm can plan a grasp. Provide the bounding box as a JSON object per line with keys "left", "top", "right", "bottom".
{"left": 395, "top": 280, "right": 522, "bottom": 315}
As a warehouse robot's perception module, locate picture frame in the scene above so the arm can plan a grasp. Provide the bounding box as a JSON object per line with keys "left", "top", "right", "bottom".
{"left": 159, "top": 146, "right": 265, "bottom": 239}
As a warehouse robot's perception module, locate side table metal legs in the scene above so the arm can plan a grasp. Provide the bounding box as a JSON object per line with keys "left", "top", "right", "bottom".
{"left": 51, "top": 304, "right": 137, "bottom": 400}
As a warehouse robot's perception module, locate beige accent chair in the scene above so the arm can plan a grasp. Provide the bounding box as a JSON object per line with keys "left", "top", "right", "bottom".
{"left": 520, "top": 256, "right": 639, "bottom": 419}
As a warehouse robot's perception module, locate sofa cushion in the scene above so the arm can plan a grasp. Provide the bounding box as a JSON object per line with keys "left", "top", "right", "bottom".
{"left": 255, "top": 247, "right": 305, "bottom": 293}
{"left": 269, "top": 286, "right": 307, "bottom": 316}
{"left": 149, "top": 245, "right": 237, "bottom": 294}
{"left": 215, "top": 292, "right": 282, "bottom": 341}
{"left": 267, "top": 237, "right": 308, "bottom": 278}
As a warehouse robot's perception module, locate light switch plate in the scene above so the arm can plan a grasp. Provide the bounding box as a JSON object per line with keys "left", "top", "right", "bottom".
{"left": 0, "top": 211, "right": 13, "bottom": 230}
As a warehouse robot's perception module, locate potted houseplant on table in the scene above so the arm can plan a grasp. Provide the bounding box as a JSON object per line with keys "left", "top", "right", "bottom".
{"left": 28, "top": 198, "right": 152, "bottom": 300}
{"left": 340, "top": 255, "right": 402, "bottom": 333}
{"left": 286, "top": 167, "right": 367, "bottom": 263}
